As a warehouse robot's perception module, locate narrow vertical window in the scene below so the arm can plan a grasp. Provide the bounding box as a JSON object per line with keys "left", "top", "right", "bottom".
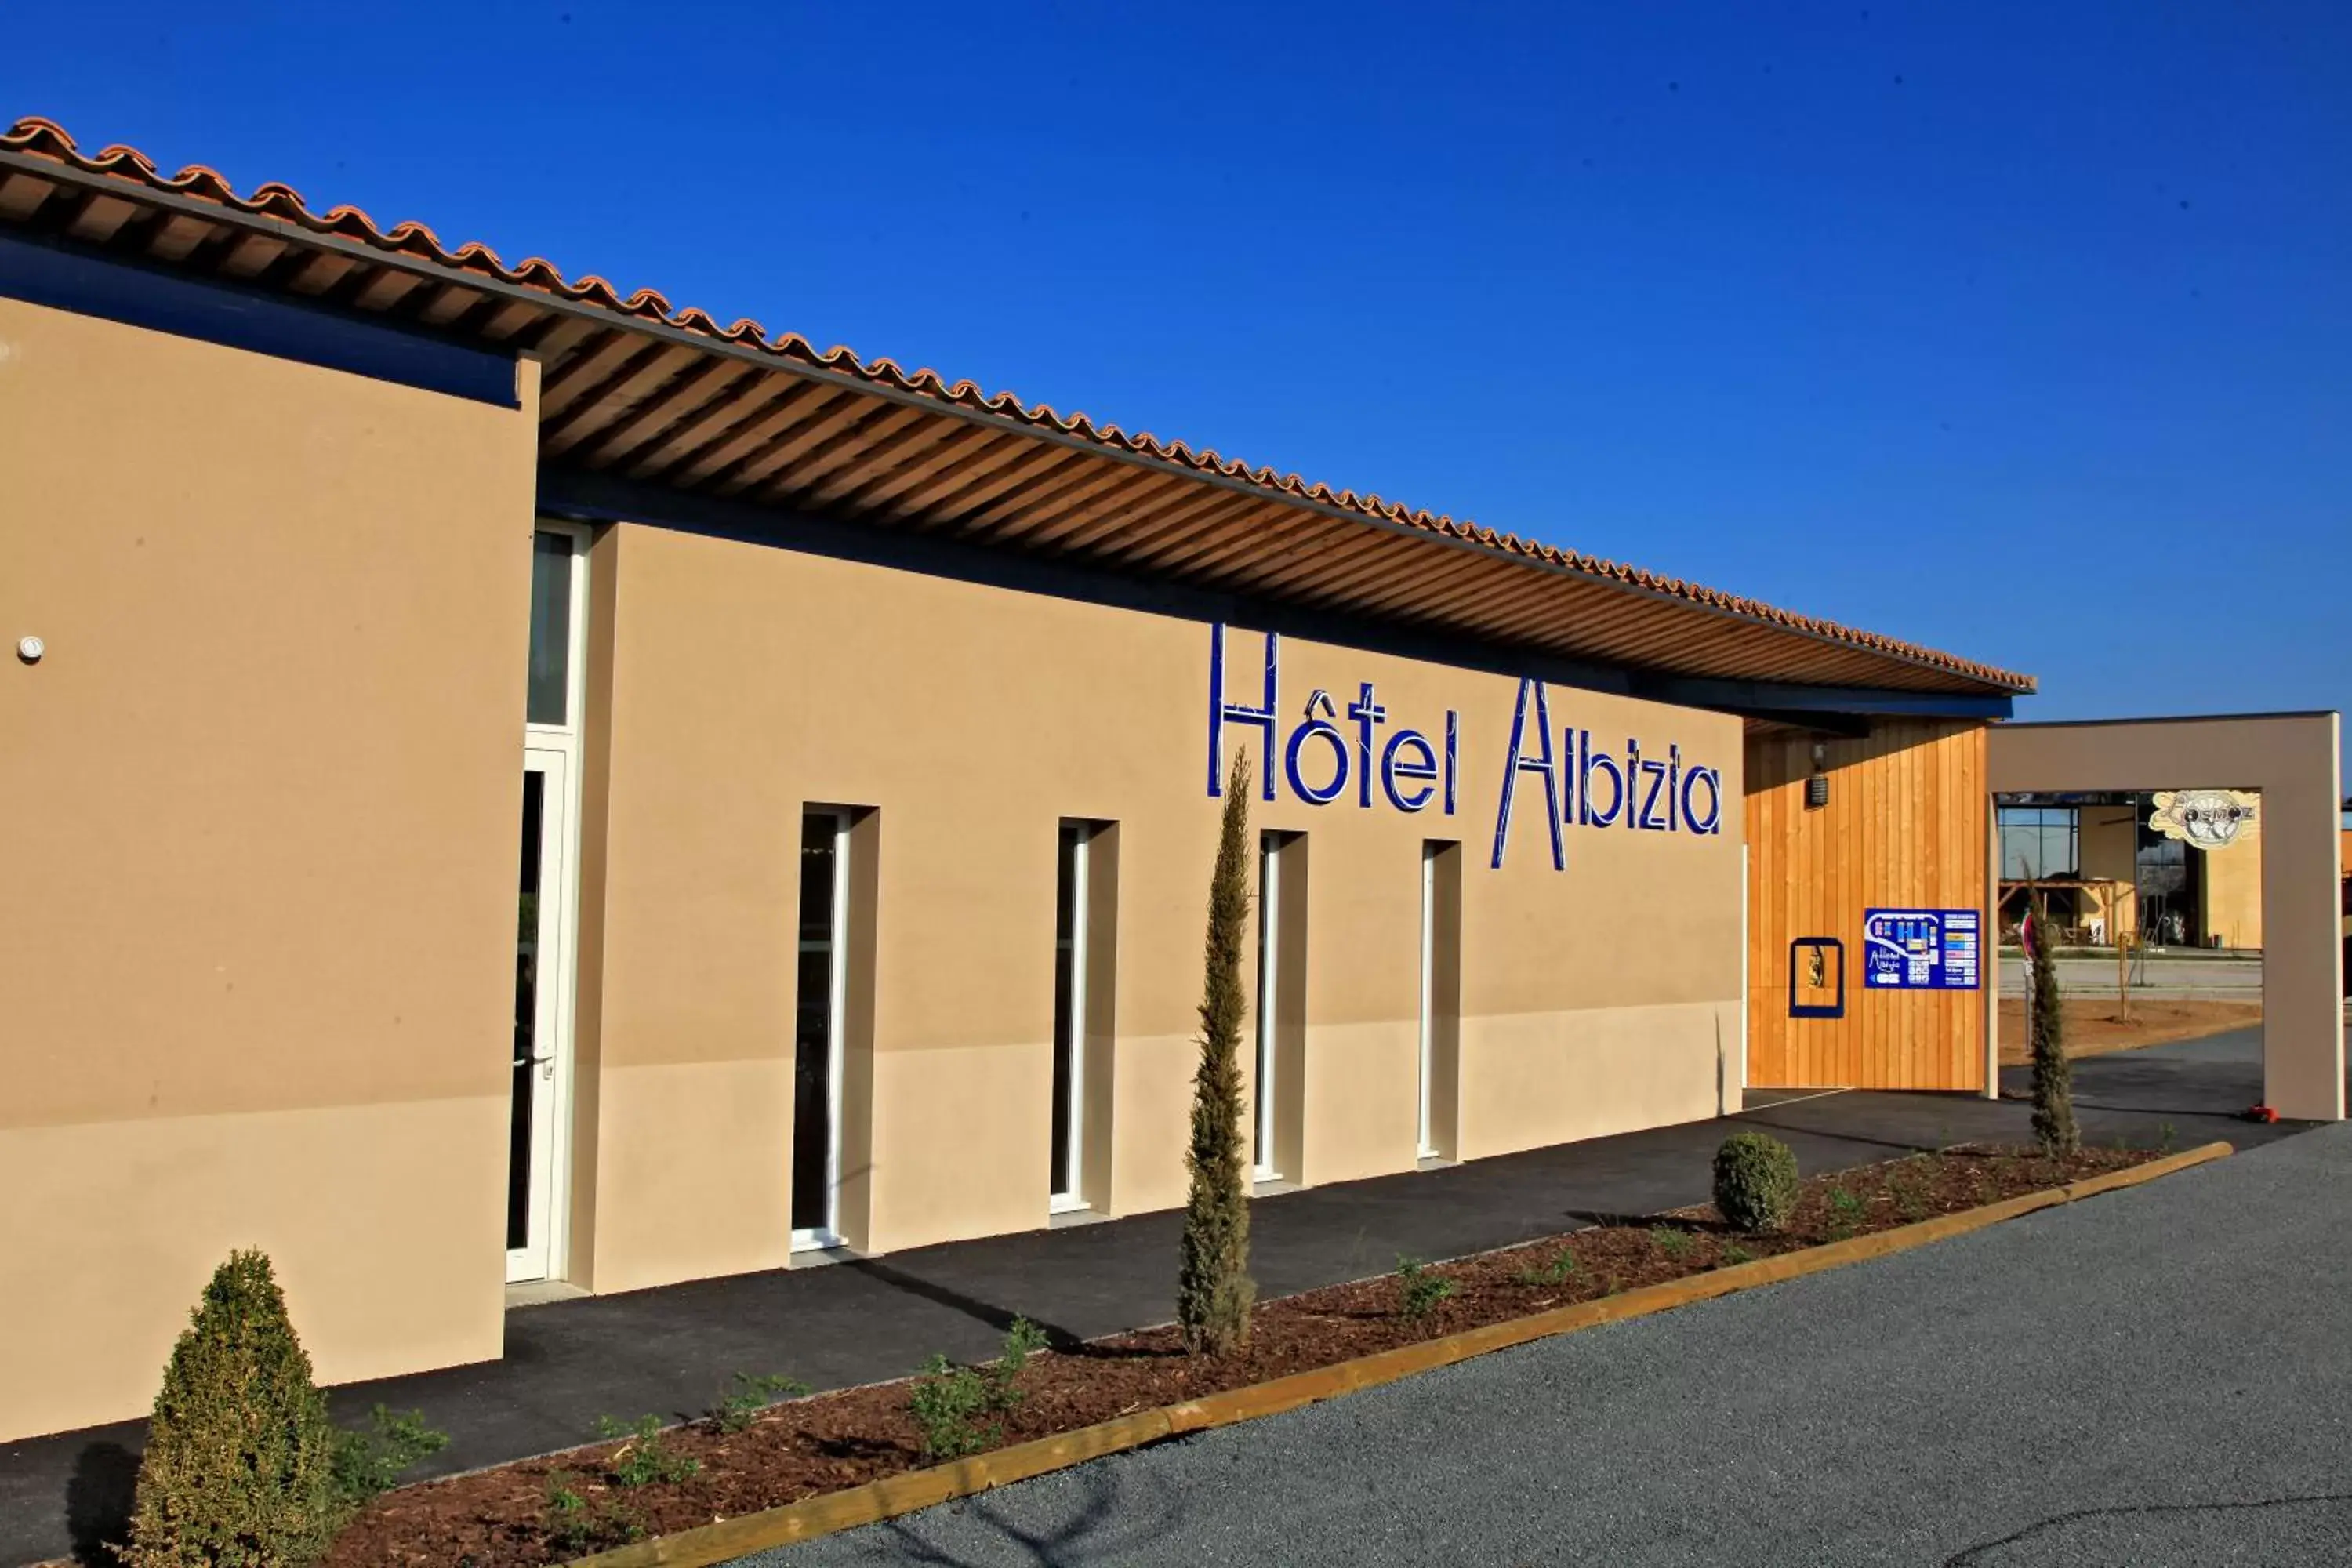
{"left": 793, "top": 810, "right": 851, "bottom": 1246}
{"left": 1050, "top": 822, "right": 1091, "bottom": 1208}
{"left": 1254, "top": 831, "right": 1294, "bottom": 1179}
{"left": 525, "top": 531, "right": 575, "bottom": 726}
{"left": 1418, "top": 842, "right": 1437, "bottom": 1159}
{"left": 1419, "top": 840, "right": 1461, "bottom": 1162}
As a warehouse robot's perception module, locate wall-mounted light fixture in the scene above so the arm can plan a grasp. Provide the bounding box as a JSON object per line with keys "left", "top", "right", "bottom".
{"left": 1805, "top": 741, "right": 1829, "bottom": 810}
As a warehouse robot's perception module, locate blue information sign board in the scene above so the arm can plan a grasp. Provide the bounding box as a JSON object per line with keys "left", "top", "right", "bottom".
{"left": 1861, "top": 908, "right": 1982, "bottom": 991}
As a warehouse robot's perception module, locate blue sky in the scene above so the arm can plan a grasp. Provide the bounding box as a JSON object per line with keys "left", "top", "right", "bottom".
{"left": 9, "top": 2, "right": 2348, "bottom": 772}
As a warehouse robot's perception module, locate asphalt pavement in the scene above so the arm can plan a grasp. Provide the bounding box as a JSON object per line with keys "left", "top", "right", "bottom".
{"left": 753, "top": 1116, "right": 2352, "bottom": 1567}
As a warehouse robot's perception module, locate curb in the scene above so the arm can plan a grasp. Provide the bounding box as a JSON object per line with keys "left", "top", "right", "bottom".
{"left": 569, "top": 1141, "right": 2231, "bottom": 1567}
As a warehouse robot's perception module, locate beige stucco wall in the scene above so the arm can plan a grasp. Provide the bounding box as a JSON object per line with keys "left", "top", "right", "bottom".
{"left": 1989, "top": 717, "right": 2343, "bottom": 1120}
{"left": 578, "top": 521, "right": 1746, "bottom": 1287}
{"left": 0, "top": 298, "right": 539, "bottom": 1440}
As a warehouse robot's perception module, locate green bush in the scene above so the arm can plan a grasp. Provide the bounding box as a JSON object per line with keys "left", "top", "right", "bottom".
{"left": 1711, "top": 1131, "right": 1800, "bottom": 1234}
{"left": 123, "top": 1250, "right": 341, "bottom": 1568}
{"left": 907, "top": 1318, "right": 1048, "bottom": 1461}
{"left": 329, "top": 1404, "right": 448, "bottom": 1513}
{"left": 593, "top": 1415, "right": 699, "bottom": 1488}
{"left": 709, "top": 1372, "right": 809, "bottom": 1434}
{"left": 1394, "top": 1256, "right": 1457, "bottom": 1322}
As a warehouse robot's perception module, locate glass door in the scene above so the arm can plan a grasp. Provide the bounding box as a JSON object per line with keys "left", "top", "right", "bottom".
{"left": 509, "top": 747, "right": 573, "bottom": 1283}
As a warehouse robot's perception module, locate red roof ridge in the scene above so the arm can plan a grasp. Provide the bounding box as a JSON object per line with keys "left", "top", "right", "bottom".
{"left": 0, "top": 114, "right": 2035, "bottom": 693}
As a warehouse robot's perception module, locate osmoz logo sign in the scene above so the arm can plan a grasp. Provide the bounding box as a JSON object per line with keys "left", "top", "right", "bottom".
{"left": 1206, "top": 624, "right": 1724, "bottom": 871}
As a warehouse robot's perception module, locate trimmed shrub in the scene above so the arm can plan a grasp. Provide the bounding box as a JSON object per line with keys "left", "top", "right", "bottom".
{"left": 1712, "top": 1131, "right": 1800, "bottom": 1234}
{"left": 2027, "top": 905, "right": 2079, "bottom": 1156}
{"left": 1178, "top": 751, "right": 1257, "bottom": 1355}
{"left": 124, "top": 1250, "right": 341, "bottom": 1568}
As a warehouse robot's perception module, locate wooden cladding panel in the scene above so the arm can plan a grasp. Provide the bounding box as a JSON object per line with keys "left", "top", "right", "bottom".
{"left": 1745, "top": 721, "right": 1987, "bottom": 1091}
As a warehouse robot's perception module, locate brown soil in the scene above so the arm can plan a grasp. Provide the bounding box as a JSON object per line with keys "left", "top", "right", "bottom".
{"left": 1995, "top": 996, "right": 2259, "bottom": 1064}
{"left": 325, "top": 1144, "right": 2156, "bottom": 1567}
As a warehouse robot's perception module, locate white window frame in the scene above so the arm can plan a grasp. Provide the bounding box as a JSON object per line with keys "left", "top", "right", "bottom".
{"left": 1254, "top": 833, "right": 1282, "bottom": 1181}
{"left": 793, "top": 808, "right": 853, "bottom": 1252}
{"left": 511, "top": 519, "right": 590, "bottom": 1285}
{"left": 1417, "top": 843, "right": 1439, "bottom": 1159}
{"left": 1050, "top": 824, "right": 1092, "bottom": 1212}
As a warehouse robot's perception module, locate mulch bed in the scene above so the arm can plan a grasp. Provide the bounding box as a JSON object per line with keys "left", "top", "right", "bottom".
{"left": 326, "top": 1142, "right": 2158, "bottom": 1566}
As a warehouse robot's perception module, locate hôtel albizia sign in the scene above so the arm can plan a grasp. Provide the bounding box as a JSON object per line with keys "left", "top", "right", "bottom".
{"left": 1205, "top": 625, "right": 1725, "bottom": 872}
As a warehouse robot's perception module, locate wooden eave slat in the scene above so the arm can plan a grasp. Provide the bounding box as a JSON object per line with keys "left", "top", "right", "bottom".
{"left": 0, "top": 171, "right": 56, "bottom": 220}
{"left": 575, "top": 358, "right": 760, "bottom": 470}
{"left": 778, "top": 412, "right": 974, "bottom": 510}
{"left": 543, "top": 343, "right": 703, "bottom": 451}
{"left": 416, "top": 281, "right": 485, "bottom": 325}
{"left": 898, "top": 444, "right": 1095, "bottom": 529}
{"left": 717, "top": 398, "right": 931, "bottom": 499}
{"left": 539, "top": 333, "right": 668, "bottom": 423}
{"left": 655, "top": 378, "right": 848, "bottom": 487}
{"left": 142, "top": 211, "right": 216, "bottom": 262}
{"left": 64, "top": 191, "right": 140, "bottom": 243}
{"left": 979, "top": 462, "right": 1197, "bottom": 546}
{"left": 350, "top": 267, "right": 427, "bottom": 314}
{"left": 218, "top": 232, "right": 288, "bottom": 278}
{"left": 285, "top": 250, "right": 358, "bottom": 296}
{"left": 681, "top": 384, "right": 867, "bottom": 492}
{"left": 825, "top": 425, "right": 1024, "bottom": 514}
{"left": 613, "top": 369, "right": 802, "bottom": 479}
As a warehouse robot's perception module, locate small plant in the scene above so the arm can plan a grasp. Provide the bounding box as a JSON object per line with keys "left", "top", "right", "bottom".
{"left": 907, "top": 1319, "right": 1048, "bottom": 1461}
{"left": 1711, "top": 1131, "right": 1801, "bottom": 1233}
{"left": 1721, "top": 1243, "right": 1756, "bottom": 1266}
{"left": 1650, "top": 1225, "right": 1693, "bottom": 1261}
{"left": 709, "top": 1372, "right": 809, "bottom": 1434}
{"left": 122, "top": 1250, "right": 341, "bottom": 1568}
{"left": 2157, "top": 1120, "right": 2178, "bottom": 1155}
{"left": 1888, "top": 1161, "right": 1932, "bottom": 1224}
{"left": 331, "top": 1403, "right": 449, "bottom": 1512}
{"left": 595, "top": 1414, "right": 700, "bottom": 1488}
{"left": 1512, "top": 1247, "right": 1579, "bottom": 1287}
{"left": 1395, "top": 1255, "right": 1457, "bottom": 1322}
{"left": 1825, "top": 1185, "right": 1867, "bottom": 1240}
{"left": 544, "top": 1471, "right": 592, "bottom": 1556}
{"left": 544, "top": 1471, "right": 643, "bottom": 1556}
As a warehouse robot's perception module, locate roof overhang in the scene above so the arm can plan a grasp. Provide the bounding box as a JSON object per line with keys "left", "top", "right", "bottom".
{"left": 0, "top": 116, "right": 2036, "bottom": 710}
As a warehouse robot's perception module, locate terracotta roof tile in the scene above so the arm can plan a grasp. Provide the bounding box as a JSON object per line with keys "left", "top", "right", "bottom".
{"left": 0, "top": 114, "right": 2034, "bottom": 694}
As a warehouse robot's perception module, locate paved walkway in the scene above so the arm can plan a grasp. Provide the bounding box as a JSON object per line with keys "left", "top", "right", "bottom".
{"left": 0, "top": 1029, "right": 2321, "bottom": 1566}
{"left": 760, "top": 1111, "right": 2352, "bottom": 1567}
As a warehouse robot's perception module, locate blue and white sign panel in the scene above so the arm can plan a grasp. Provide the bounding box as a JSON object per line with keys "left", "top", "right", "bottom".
{"left": 1861, "top": 908, "right": 1982, "bottom": 991}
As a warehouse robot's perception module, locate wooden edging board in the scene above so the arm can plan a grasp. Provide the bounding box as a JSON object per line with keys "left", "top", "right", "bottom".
{"left": 570, "top": 1141, "right": 2233, "bottom": 1567}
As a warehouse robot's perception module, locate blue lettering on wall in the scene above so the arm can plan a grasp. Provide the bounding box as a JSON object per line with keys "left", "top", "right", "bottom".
{"left": 1491, "top": 678, "right": 1565, "bottom": 871}
{"left": 1205, "top": 626, "right": 1720, "bottom": 866}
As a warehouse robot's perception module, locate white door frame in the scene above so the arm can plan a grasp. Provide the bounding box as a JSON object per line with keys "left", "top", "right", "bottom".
{"left": 1254, "top": 833, "right": 1282, "bottom": 1181}
{"left": 1417, "top": 843, "right": 1438, "bottom": 1158}
{"left": 1050, "top": 824, "right": 1091, "bottom": 1211}
{"left": 508, "top": 747, "right": 578, "bottom": 1283}
{"left": 510, "top": 521, "right": 589, "bottom": 1286}
{"left": 793, "top": 809, "right": 852, "bottom": 1251}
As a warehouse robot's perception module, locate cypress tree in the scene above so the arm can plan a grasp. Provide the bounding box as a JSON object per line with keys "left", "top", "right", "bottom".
{"left": 1178, "top": 751, "right": 1257, "bottom": 1355}
{"left": 124, "top": 1250, "right": 340, "bottom": 1568}
{"left": 2027, "top": 901, "right": 2078, "bottom": 1156}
